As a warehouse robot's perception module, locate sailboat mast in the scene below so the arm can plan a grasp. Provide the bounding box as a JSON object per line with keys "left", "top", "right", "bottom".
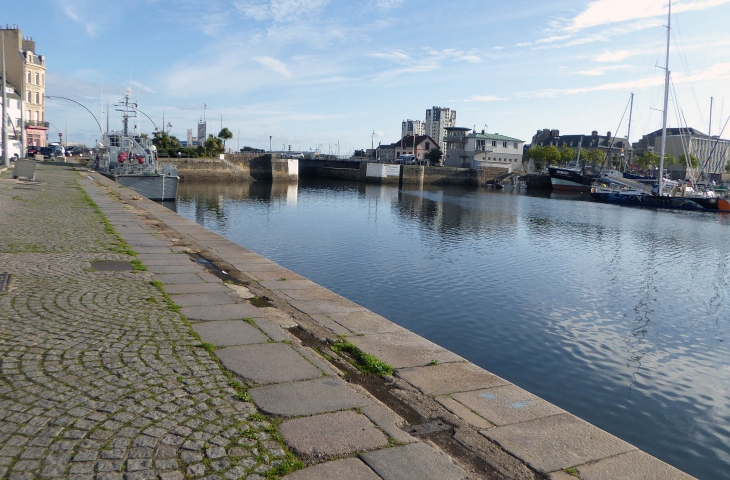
{"left": 627, "top": 93, "right": 634, "bottom": 168}
{"left": 658, "top": 0, "right": 671, "bottom": 195}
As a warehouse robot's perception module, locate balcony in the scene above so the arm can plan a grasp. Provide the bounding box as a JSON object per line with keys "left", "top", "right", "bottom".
{"left": 25, "top": 120, "right": 49, "bottom": 128}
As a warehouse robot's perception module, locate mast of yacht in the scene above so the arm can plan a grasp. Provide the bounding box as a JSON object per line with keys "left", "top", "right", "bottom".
{"left": 626, "top": 93, "right": 634, "bottom": 170}
{"left": 658, "top": 0, "right": 671, "bottom": 196}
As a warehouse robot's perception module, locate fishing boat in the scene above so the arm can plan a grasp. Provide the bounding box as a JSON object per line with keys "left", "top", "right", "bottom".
{"left": 92, "top": 92, "right": 178, "bottom": 201}
{"left": 590, "top": 0, "right": 730, "bottom": 213}
{"left": 548, "top": 162, "right": 600, "bottom": 192}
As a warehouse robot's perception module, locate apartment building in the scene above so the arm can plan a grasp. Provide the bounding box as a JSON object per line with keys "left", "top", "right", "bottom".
{"left": 1, "top": 26, "right": 47, "bottom": 148}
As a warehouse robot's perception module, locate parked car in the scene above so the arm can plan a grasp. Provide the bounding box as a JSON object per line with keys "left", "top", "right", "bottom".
{"left": 39, "top": 146, "right": 54, "bottom": 159}
{"left": 26, "top": 146, "right": 39, "bottom": 156}
{"left": 396, "top": 154, "right": 417, "bottom": 165}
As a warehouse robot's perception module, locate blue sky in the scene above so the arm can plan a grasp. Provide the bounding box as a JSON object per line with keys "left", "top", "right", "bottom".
{"left": 4, "top": 0, "right": 730, "bottom": 153}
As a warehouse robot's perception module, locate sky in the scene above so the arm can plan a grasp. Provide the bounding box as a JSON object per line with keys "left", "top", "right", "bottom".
{"left": 3, "top": 0, "right": 730, "bottom": 154}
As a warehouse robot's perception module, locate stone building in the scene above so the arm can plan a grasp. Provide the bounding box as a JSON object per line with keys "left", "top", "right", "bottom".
{"left": 531, "top": 128, "right": 630, "bottom": 165}
{"left": 443, "top": 127, "right": 524, "bottom": 171}
{"left": 1, "top": 26, "right": 48, "bottom": 148}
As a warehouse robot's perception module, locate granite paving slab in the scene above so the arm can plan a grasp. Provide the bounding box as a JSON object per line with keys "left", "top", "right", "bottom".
{"left": 153, "top": 273, "right": 217, "bottom": 284}
{"left": 326, "top": 310, "right": 407, "bottom": 334}
{"left": 135, "top": 256, "right": 198, "bottom": 266}
{"left": 279, "top": 411, "right": 388, "bottom": 459}
{"left": 164, "top": 283, "right": 231, "bottom": 294}
{"left": 246, "top": 270, "right": 307, "bottom": 282}
{"left": 577, "top": 450, "right": 694, "bottom": 480}
{"left": 169, "top": 292, "right": 237, "bottom": 307}
{"left": 192, "top": 320, "right": 269, "bottom": 347}
{"left": 260, "top": 279, "right": 319, "bottom": 290}
{"left": 181, "top": 303, "right": 263, "bottom": 321}
{"left": 249, "top": 377, "right": 373, "bottom": 416}
{"left": 435, "top": 396, "right": 494, "bottom": 430}
{"left": 348, "top": 331, "right": 464, "bottom": 368}
{"left": 282, "top": 458, "right": 381, "bottom": 480}
{"left": 397, "top": 362, "right": 509, "bottom": 396}
{"left": 360, "top": 442, "right": 467, "bottom": 480}
{"left": 360, "top": 405, "right": 417, "bottom": 444}
{"left": 235, "top": 263, "right": 290, "bottom": 273}
{"left": 216, "top": 343, "right": 323, "bottom": 385}
{"left": 481, "top": 414, "right": 636, "bottom": 473}
{"left": 146, "top": 264, "right": 204, "bottom": 274}
{"left": 279, "top": 288, "right": 342, "bottom": 301}
{"left": 288, "top": 299, "right": 364, "bottom": 315}
{"left": 133, "top": 246, "right": 178, "bottom": 254}
{"left": 451, "top": 384, "right": 564, "bottom": 426}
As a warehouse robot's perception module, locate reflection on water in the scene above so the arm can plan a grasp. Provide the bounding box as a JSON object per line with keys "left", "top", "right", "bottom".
{"left": 175, "top": 178, "right": 730, "bottom": 478}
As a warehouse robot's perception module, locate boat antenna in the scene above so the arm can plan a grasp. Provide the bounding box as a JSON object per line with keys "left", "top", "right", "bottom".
{"left": 627, "top": 93, "right": 634, "bottom": 166}
{"left": 658, "top": 0, "right": 672, "bottom": 195}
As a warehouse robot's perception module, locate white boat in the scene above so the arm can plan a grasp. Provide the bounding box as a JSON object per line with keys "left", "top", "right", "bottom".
{"left": 93, "top": 92, "right": 178, "bottom": 201}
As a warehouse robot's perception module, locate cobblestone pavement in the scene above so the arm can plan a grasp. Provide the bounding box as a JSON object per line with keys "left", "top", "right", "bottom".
{"left": 0, "top": 164, "right": 292, "bottom": 479}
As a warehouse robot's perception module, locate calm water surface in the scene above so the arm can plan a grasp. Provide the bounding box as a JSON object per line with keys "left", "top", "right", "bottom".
{"left": 173, "top": 179, "right": 730, "bottom": 479}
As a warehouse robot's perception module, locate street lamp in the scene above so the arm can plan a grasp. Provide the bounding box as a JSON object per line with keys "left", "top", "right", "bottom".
{"left": 269, "top": 136, "right": 272, "bottom": 154}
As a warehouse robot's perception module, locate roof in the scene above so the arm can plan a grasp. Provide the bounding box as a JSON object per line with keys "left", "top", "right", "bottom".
{"left": 393, "top": 135, "right": 438, "bottom": 148}
{"left": 468, "top": 132, "right": 523, "bottom": 142}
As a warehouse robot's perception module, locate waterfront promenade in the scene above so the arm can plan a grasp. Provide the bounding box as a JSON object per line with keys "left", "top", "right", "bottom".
{"left": 0, "top": 162, "right": 694, "bottom": 479}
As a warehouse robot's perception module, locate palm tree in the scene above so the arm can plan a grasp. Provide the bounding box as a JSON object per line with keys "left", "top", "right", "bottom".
{"left": 218, "top": 128, "right": 233, "bottom": 151}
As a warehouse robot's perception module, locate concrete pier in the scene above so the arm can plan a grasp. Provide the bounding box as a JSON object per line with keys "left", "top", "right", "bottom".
{"left": 0, "top": 163, "right": 695, "bottom": 479}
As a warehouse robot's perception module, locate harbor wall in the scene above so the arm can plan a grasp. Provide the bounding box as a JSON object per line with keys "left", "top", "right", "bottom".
{"left": 166, "top": 157, "right": 509, "bottom": 187}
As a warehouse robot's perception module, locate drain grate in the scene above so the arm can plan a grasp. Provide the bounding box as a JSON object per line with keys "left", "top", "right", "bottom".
{"left": 0, "top": 273, "right": 13, "bottom": 292}
{"left": 403, "top": 420, "right": 451, "bottom": 436}
{"left": 91, "top": 260, "right": 134, "bottom": 272}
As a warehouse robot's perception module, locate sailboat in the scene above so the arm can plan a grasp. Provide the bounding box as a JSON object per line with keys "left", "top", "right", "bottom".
{"left": 590, "top": 0, "right": 730, "bottom": 212}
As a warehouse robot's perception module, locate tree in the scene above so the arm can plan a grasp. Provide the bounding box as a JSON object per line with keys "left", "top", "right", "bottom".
{"left": 559, "top": 146, "right": 576, "bottom": 164}
{"left": 217, "top": 128, "right": 233, "bottom": 150}
{"left": 204, "top": 134, "right": 224, "bottom": 156}
{"left": 634, "top": 151, "right": 659, "bottom": 170}
{"left": 679, "top": 154, "right": 699, "bottom": 169}
{"left": 543, "top": 145, "right": 561, "bottom": 165}
{"left": 428, "top": 148, "right": 443, "bottom": 166}
{"left": 152, "top": 131, "right": 171, "bottom": 149}
{"left": 581, "top": 149, "right": 606, "bottom": 165}
{"left": 524, "top": 145, "right": 546, "bottom": 164}
{"left": 169, "top": 136, "right": 181, "bottom": 150}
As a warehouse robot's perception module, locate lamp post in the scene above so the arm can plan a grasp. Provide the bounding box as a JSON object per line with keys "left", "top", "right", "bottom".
{"left": 1, "top": 33, "right": 8, "bottom": 166}
{"left": 269, "top": 136, "right": 272, "bottom": 154}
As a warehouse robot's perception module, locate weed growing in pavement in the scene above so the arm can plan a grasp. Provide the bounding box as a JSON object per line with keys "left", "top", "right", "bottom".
{"left": 330, "top": 339, "right": 394, "bottom": 376}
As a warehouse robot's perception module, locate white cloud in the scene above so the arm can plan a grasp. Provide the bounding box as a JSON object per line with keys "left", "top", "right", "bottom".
{"left": 234, "top": 0, "right": 330, "bottom": 23}
{"left": 369, "top": 51, "right": 415, "bottom": 65}
{"left": 375, "top": 0, "right": 404, "bottom": 8}
{"left": 535, "top": 35, "right": 572, "bottom": 44}
{"left": 577, "top": 64, "right": 632, "bottom": 76}
{"left": 467, "top": 95, "right": 505, "bottom": 102}
{"left": 566, "top": 0, "right": 730, "bottom": 32}
{"left": 59, "top": 3, "right": 97, "bottom": 36}
{"left": 253, "top": 56, "right": 292, "bottom": 77}
{"left": 596, "top": 50, "right": 634, "bottom": 62}
{"left": 129, "top": 80, "right": 155, "bottom": 94}
{"left": 517, "top": 61, "right": 730, "bottom": 98}
{"left": 516, "top": 42, "right": 532, "bottom": 47}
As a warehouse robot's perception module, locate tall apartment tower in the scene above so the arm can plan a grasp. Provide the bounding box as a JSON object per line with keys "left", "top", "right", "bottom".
{"left": 1, "top": 26, "right": 47, "bottom": 148}
{"left": 401, "top": 119, "right": 425, "bottom": 138}
{"left": 425, "top": 106, "right": 456, "bottom": 149}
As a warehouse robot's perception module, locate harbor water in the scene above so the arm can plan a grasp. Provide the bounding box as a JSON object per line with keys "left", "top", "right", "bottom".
{"left": 172, "top": 178, "right": 730, "bottom": 478}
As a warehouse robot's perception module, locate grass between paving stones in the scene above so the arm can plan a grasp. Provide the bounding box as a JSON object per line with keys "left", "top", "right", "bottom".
{"left": 83, "top": 185, "right": 305, "bottom": 479}
{"left": 78, "top": 184, "right": 140, "bottom": 258}
{"left": 250, "top": 296, "right": 273, "bottom": 308}
{"left": 330, "top": 339, "right": 394, "bottom": 376}
{"left": 563, "top": 466, "right": 580, "bottom": 477}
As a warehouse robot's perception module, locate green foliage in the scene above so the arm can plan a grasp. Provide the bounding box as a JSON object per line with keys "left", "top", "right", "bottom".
{"left": 205, "top": 134, "right": 225, "bottom": 156}
{"left": 680, "top": 153, "right": 700, "bottom": 169}
{"left": 581, "top": 149, "right": 606, "bottom": 165}
{"left": 543, "top": 145, "right": 561, "bottom": 165}
{"left": 130, "top": 259, "right": 147, "bottom": 271}
{"left": 152, "top": 131, "right": 172, "bottom": 149}
{"left": 634, "top": 151, "right": 659, "bottom": 169}
{"left": 428, "top": 147, "right": 443, "bottom": 166}
{"left": 559, "top": 146, "right": 576, "bottom": 163}
{"left": 201, "top": 342, "right": 216, "bottom": 352}
{"left": 217, "top": 128, "right": 233, "bottom": 149}
{"left": 330, "top": 340, "right": 394, "bottom": 376}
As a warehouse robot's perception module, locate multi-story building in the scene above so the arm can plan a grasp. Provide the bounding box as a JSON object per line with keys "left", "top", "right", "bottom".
{"left": 1, "top": 26, "right": 48, "bottom": 149}
{"left": 1, "top": 81, "right": 23, "bottom": 157}
{"left": 392, "top": 135, "right": 438, "bottom": 163}
{"left": 424, "top": 106, "right": 455, "bottom": 149}
{"left": 633, "top": 127, "right": 730, "bottom": 179}
{"left": 443, "top": 128, "right": 524, "bottom": 171}
{"left": 401, "top": 119, "right": 425, "bottom": 138}
{"left": 531, "top": 129, "right": 630, "bottom": 165}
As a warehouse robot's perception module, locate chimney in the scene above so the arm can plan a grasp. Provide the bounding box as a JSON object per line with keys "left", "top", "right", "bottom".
{"left": 551, "top": 129, "right": 559, "bottom": 137}
{"left": 592, "top": 131, "right": 598, "bottom": 137}
{"left": 607, "top": 131, "right": 611, "bottom": 138}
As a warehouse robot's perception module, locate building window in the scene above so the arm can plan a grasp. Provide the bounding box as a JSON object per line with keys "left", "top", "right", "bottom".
{"left": 35, "top": 92, "right": 39, "bottom": 104}
{"left": 492, "top": 141, "right": 497, "bottom": 147}
{"left": 41, "top": 74, "right": 44, "bottom": 86}
{"left": 503, "top": 142, "right": 507, "bottom": 148}
{"left": 27, "top": 91, "right": 31, "bottom": 102}
{"left": 514, "top": 142, "right": 518, "bottom": 148}
{"left": 35, "top": 73, "right": 39, "bottom": 85}
{"left": 27, "top": 71, "right": 31, "bottom": 83}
